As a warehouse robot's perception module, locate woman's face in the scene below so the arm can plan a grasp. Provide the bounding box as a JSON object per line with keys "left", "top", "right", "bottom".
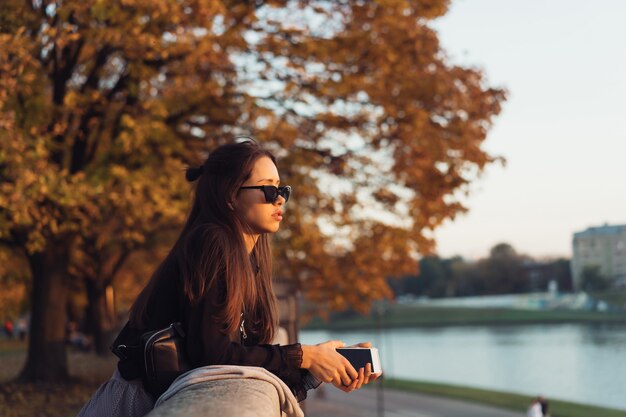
{"left": 233, "top": 156, "right": 285, "bottom": 235}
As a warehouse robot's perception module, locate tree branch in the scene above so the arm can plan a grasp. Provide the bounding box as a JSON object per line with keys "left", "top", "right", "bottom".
{"left": 49, "top": 36, "right": 85, "bottom": 167}
{"left": 108, "top": 250, "right": 131, "bottom": 284}
{"left": 79, "top": 46, "right": 113, "bottom": 93}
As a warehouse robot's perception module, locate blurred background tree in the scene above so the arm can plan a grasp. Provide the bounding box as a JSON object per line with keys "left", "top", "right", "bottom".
{"left": 0, "top": 0, "right": 506, "bottom": 381}
{"left": 389, "top": 243, "right": 573, "bottom": 298}
{"left": 581, "top": 265, "right": 610, "bottom": 292}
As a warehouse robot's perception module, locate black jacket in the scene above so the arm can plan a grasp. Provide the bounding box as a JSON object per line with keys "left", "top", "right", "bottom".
{"left": 112, "top": 256, "right": 320, "bottom": 402}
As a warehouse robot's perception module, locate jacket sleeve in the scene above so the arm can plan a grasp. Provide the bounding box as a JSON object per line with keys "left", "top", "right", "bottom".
{"left": 183, "top": 275, "right": 311, "bottom": 401}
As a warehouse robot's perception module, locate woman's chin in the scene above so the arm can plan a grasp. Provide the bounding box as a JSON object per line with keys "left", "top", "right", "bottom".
{"left": 256, "top": 223, "right": 280, "bottom": 234}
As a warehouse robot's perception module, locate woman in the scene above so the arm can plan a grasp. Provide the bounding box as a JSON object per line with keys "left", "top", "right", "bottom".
{"left": 77, "top": 138, "right": 378, "bottom": 417}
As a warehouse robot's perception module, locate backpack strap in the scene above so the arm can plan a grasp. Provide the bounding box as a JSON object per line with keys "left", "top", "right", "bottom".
{"left": 110, "top": 321, "right": 145, "bottom": 380}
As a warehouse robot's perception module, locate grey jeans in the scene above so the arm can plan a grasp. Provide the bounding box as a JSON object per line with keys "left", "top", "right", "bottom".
{"left": 76, "top": 368, "right": 155, "bottom": 417}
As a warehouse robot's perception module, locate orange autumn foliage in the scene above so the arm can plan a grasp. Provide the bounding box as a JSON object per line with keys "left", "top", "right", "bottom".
{"left": 0, "top": 0, "right": 506, "bottom": 379}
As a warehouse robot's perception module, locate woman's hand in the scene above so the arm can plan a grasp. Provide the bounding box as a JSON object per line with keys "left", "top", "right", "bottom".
{"left": 344, "top": 341, "right": 381, "bottom": 388}
{"left": 301, "top": 340, "right": 360, "bottom": 392}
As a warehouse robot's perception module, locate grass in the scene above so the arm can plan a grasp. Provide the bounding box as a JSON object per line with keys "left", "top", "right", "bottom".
{"left": 0, "top": 338, "right": 117, "bottom": 417}
{"left": 303, "top": 305, "right": 626, "bottom": 330}
{"left": 376, "top": 378, "right": 626, "bottom": 417}
{"left": 592, "top": 291, "right": 626, "bottom": 308}
{"left": 0, "top": 339, "right": 28, "bottom": 357}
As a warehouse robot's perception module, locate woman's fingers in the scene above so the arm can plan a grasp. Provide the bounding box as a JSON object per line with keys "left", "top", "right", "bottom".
{"left": 333, "top": 366, "right": 379, "bottom": 392}
{"left": 346, "top": 341, "right": 372, "bottom": 348}
{"left": 339, "top": 356, "right": 358, "bottom": 380}
{"left": 362, "top": 362, "right": 372, "bottom": 385}
{"left": 339, "top": 368, "right": 353, "bottom": 387}
{"left": 349, "top": 376, "right": 359, "bottom": 391}
{"left": 346, "top": 361, "right": 359, "bottom": 380}
{"left": 369, "top": 366, "right": 380, "bottom": 383}
{"left": 332, "top": 380, "right": 347, "bottom": 391}
{"left": 355, "top": 367, "right": 365, "bottom": 389}
{"left": 337, "top": 364, "right": 361, "bottom": 391}
{"left": 334, "top": 377, "right": 357, "bottom": 392}
{"left": 331, "top": 340, "right": 346, "bottom": 349}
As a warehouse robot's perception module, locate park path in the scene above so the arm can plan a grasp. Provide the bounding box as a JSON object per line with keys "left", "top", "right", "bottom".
{"left": 301, "top": 385, "right": 525, "bottom": 417}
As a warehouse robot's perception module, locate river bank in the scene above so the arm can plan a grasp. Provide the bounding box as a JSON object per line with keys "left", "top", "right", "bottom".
{"left": 377, "top": 378, "right": 626, "bottom": 417}
{"left": 302, "top": 305, "right": 626, "bottom": 330}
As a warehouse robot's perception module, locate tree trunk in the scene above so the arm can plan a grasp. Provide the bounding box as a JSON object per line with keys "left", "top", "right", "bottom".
{"left": 84, "top": 279, "right": 114, "bottom": 356}
{"left": 18, "top": 240, "right": 71, "bottom": 382}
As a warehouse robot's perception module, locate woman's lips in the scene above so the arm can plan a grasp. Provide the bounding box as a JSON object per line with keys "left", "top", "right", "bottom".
{"left": 272, "top": 211, "right": 283, "bottom": 221}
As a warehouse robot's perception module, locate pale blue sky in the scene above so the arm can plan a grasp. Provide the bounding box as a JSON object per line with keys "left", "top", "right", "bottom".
{"left": 429, "top": 0, "right": 626, "bottom": 260}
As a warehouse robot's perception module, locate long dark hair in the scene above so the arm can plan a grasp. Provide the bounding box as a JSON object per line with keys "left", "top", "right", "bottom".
{"left": 129, "top": 139, "right": 279, "bottom": 343}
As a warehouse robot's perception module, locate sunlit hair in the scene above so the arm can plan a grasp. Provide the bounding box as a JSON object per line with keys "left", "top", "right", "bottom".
{"left": 129, "top": 138, "right": 279, "bottom": 343}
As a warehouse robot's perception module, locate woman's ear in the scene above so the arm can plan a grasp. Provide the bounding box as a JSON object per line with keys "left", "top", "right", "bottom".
{"left": 228, "top": 201, "right": 235, "bottom": 210}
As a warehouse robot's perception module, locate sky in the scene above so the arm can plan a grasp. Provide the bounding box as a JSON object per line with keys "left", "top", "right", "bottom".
{"left": 427, "top": 0, "right": 626, "bottom": 260}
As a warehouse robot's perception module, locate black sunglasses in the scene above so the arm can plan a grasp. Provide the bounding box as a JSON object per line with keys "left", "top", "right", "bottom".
{"left": 239, "top": 185, "right": 291, "bottom": 204}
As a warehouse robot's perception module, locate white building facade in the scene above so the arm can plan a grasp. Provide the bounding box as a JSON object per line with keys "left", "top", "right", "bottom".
{"left": 571, "top": 224, "right": 626, "bottom": 290}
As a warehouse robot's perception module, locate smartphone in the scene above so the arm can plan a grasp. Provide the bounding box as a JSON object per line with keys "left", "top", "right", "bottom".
{"left": 336, "top": 347, "right": 382, "bottom": 375}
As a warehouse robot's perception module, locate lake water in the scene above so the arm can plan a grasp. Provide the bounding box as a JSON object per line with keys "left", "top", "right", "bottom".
{"left": 301, "top": 323, "right": 626, "bottom": 411}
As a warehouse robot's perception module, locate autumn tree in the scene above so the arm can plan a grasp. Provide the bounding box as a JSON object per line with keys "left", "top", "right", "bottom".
{"left": 69, "top": 207, "right": 186, "bottom": 354}
{"left": 252, "top": 1, "right": 506, "bottom": 314}
{"left": 0, "top": 248, "right": 29, "bottom": 320}
{"left": 0, "top": 0, "right": 506, "bottom": 381}
{"left": 1, "top": 0, "right": 242, "bottom": 380}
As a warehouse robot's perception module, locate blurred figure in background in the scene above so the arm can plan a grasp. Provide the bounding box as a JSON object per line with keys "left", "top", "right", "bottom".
{"left": 527, "top": 397, "right": 543, "bottom": 417}
{"left": 3, "top": 319, "right": 14, "bottom": 339}
{"left": 16, "top": 317, "right": 27, "bottom": 341}
{"left": 538, "top": 396, "right": 550, "bottom": 417}
{"left": 66, "top": 320, "right": 91, "bottom": 352}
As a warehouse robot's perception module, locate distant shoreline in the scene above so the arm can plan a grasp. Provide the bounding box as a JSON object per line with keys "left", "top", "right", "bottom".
{"left": 372, "top": 378, "right": 626, "bottom": 417}
{"left": 301, "top": 306, "right": 626, "bottom": 331}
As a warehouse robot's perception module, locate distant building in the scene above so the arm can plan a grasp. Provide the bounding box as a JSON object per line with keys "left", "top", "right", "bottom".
{"left": 571, "top": 223, "right": 626, "bottom": 290}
